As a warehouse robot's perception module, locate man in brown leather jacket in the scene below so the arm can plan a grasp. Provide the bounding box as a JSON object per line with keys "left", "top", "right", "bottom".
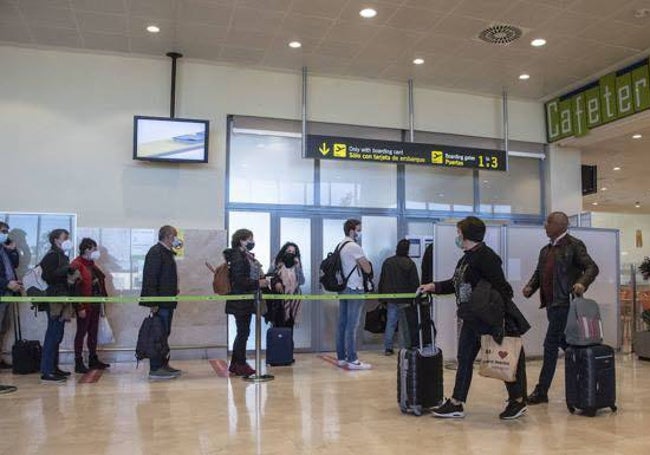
{"left": 522, "top": 212, "right": 599, "bottom": 404}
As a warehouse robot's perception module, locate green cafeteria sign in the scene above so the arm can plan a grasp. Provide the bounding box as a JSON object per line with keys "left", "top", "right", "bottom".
{"left": 545, "top": 58, "right": 650, "bottom": 143}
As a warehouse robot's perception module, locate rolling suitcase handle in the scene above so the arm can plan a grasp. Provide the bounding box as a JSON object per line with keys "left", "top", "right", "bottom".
{"left": 12, "top": 301, "right": 23, "bottom": 343}
{"left": 414, "top": 291, "right": 437, "bottom": 354}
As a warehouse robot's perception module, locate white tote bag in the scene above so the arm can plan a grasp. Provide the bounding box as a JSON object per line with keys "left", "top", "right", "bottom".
{"left": 97, "top": 304, "right": 115, "bottom": 345}
{"left": 478, "top": 335, "right": 522, "bottom": 382}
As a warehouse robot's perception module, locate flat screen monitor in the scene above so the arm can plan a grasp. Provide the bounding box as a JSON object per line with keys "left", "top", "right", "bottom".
{"left": 133, "top": 116, "right": 209, "bottom": 163}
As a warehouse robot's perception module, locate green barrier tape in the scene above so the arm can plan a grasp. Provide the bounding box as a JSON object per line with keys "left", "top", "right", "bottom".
{"left": 0, "top": 292, "right": 419, "bottom": 304}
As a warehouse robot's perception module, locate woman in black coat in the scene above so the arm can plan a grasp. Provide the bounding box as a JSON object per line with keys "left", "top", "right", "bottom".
{"left": 419, "top": 216, "right": 529, "bottom": 421}
{"left": 223, "top": 229, "right": 269, "bottom": 377}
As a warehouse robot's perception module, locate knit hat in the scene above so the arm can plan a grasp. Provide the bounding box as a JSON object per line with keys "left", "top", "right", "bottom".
{"left": 457, "top": 216, "right": 486, "bottom": 242}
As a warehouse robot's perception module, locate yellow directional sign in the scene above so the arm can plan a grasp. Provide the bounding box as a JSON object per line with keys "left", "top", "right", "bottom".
{"left": 431, "top": 150, "right": 444, "bottom": 164}
{"left": 319, "top": 142, "right": 330, "bottom": 155}
{"left": 333, "top": 143, "right": 347, "bottom": 157}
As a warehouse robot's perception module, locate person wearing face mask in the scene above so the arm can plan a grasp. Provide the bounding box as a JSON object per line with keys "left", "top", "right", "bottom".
{"left": 0, "top": 221, "right": 21, "bottom": 371}
{"left": 140, "top": 225, "right": 182, "bottom": 380}
{"left": 223, "top": 229, "right": 269, "bottom": 376}
{"left": 267, "top": 242, "right": 305, "bottom": 328}
{"left": 418, "top": 216, "right": 530, "bottom": 420}
{"left": 40, "top": 229, "right": 81, "bottom": 383}
{"left": 336, "top": 219, "right": 373, "bottom": 370}
{"left": 70, "top": 238, "right": 110, "bottom": 374}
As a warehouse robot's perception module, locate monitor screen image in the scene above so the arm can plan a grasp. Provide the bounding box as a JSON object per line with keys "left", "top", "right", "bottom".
{"left": 133, "top": 116, "right": 209, "bottom": 163}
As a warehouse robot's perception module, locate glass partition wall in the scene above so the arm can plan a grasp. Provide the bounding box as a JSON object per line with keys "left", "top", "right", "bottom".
{"left": 226, "top": 116, "right": 546, "bottom": 352}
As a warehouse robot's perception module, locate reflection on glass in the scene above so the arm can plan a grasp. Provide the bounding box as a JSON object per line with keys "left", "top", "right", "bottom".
{"left": 229, "top": 134, "right": 314, "bottom": 205}
{"left": 479, "top": 156, "right": 541, "bottom": 215}
{"left": 0, "top": 213, "right": 76, "bottom": 277}
{"left": 405, "top": 166, "right": 473, "bottom": 212}
{"left": 320, "top": 161, "right": 397, "bottom": 208}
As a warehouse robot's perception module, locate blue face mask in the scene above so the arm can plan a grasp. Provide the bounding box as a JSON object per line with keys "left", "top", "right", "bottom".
{"left": 0, "top": 233, "right": 8, "bottom": 244}
{"left": 355, "top": 232, "right": 362, "bottom": 243}
{"left": 455, "top": 235, "right": 464, "bottom": 250}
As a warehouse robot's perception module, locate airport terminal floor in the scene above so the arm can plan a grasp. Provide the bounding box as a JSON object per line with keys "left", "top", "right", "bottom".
{"left": 1, "top": 352, "right": 649, "bottom": 455}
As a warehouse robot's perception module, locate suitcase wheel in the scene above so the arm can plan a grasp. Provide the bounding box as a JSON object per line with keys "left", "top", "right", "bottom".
{"left": 611, "top": 406, "right": 618, "bottom": 413}
{"left": 567, "top": 405, "right": 575, "bottom": 414}
{"left": 582, "top": 408, "right": 597, "bottom": 418}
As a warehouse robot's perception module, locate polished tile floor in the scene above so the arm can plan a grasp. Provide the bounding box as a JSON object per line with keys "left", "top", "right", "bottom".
{"left": 1, "top": 352, "right": 649, "bottom": 455}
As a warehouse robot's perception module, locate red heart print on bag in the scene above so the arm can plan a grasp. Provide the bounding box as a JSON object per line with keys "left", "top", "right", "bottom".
{"left": 498, "top": 351, "right": 508, "bottom": 359}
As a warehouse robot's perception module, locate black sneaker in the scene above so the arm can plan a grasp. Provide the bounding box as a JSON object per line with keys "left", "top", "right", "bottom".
{"left": 384, "top": 349, "right": 394, "bottom": 356}
{"left": 432, "top": 398, "right": 465, "bottom": 419}
{"left": 163, "top": 364, "right": 182, "bottom": 375}
{"left": 54, "top": 368, "right": 71, "bottom": 377}
{"left": 527, "top": 386, "right": 549, "bottom": 405}
{"left": 0, "top": 385, "right": 17, "bottom": 394}
{"left": 41, "top": 374, "right": 67, "bottom": 384}
{"left": 500, "top": 400, "right": 527, "bottom": 420}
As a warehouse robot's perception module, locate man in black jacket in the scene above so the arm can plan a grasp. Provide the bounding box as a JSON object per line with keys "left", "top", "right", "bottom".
{"left": 378, "top": 239, "right": 420, "bottom": 354}
{"left": 141, "top": 225, "right": 182, "bottom": 380}
{"left": 523, "top": 211, "right": 599, "bottom": 404}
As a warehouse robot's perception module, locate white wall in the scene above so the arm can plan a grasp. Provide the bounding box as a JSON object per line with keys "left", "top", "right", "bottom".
{"left": 545, "top": 145, "right": 583, "bottom": 217}
{"left": 591, "top": 212, "right": 650, "bottom": 266}
{"left": 1, "top": 45, "right": 546, "bottom": 229}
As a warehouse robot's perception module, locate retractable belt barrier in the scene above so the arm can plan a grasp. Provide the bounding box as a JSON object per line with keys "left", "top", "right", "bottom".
{"left": 0, "top": 291, "right": 422, "bottom": 384}
{"left": 0, "top": 293, "right": 418, "bottom": 304}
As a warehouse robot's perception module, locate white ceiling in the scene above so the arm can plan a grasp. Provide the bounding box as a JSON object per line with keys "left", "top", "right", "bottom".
{"left": 2, "top": 0, "right": 650, "bottom": 99}
{"left": 582, "top": 122, "right": 650, "bottom": 214}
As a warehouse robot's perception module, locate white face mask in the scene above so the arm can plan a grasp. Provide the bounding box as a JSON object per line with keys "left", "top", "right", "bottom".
{"left": 172, "top": 237, "right": 183, "bottom": 249}
{"left": 89, "top": 250, "right": 101, "bottom": 261}
{"left": 60, "top": 239, "right": 73, "bottom": 251}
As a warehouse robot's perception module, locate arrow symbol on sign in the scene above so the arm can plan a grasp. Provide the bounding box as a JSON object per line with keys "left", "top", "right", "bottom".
{"left": 319, "top": 142, "right": 330, "bottom": 156}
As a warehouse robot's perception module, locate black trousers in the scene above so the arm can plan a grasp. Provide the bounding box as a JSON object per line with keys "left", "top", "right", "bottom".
{"left": 231, "top": 314, "right": 252, "bottom": 365}
{"left": 453, "top": 322, "right": 527, "bottom": 404}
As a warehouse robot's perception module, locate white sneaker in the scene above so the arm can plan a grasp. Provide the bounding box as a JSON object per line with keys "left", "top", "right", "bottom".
{"left": 337, "top": 360, "right": 347, "bottom": 367}
{"left": 347, "top": 360, "right": 371, "bottom": 370}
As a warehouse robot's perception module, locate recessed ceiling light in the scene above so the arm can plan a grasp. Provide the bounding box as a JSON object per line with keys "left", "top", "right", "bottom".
{"left": 592, "top": 202, "right": 599, "bottom": 206}
{"left": 519, "top": 73, "right": 530, "bottom": 80}
{"left": 360, "top": 8, "right": 377, "bottom": 18}
{"left": 413, "top": 58, "right": 424, "bottom": 65}
{"left": 146, "top": 25, "right": 160, "bottom": 33}
{"left": 613, "top": 166, "right": 621, "bottom": 171}
{"left": 288, "top": 41, "right": 302, "bottom": 49}
{"left": 633, "top": 133, "right": 643, "bottom": 139}
{"left": 531, "top": 38, "right": 546, "bottom": 47}
{"left": 601, "top": 187, "right": 608, "bottom": 191}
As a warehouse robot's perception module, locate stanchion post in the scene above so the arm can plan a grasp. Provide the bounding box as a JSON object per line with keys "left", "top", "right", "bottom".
{"left": 243, "top": 290, "right": 274, "bottom": 383}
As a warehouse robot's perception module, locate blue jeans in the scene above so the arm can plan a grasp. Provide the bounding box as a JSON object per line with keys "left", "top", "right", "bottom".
{"left": 538, "top": 305, "right": 569, "bottom": 393}
{"left": 150, "top": 307, "right": 174, "bottom": 371}
{"left": 336, "top": 288, "right": 365, "bottom": 363}
{"left": 41, "top": 308, "right": 65, "bottom": 375}
{"left": 383, "top": 303, "right": 400, "bottom": 351}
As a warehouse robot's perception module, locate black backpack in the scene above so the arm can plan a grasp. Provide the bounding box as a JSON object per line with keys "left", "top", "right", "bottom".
{"left": 135, "top": 313, "right": 170, "bottom": 364}
{"left": 319, "top": 241, "right": 357, "bottom": 292}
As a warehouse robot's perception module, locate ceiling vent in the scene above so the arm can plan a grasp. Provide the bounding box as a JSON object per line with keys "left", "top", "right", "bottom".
{"left": 478, "top": 24, "right": 523, "bottom": 45}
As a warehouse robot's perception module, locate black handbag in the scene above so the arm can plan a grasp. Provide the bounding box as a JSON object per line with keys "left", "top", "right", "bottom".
{"left": 364, "top": 303, "right": 387, "bottom": 334}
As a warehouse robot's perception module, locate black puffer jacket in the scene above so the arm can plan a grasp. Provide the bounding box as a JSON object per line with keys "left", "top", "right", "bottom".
{"left": 435, "top": 243, "right": 530, "bottom": 336}
{"left": 223, "top": 247, "right": 259, "bottom": 317}
{"left": 378, "top": 255, "right": 420, "bottom": 305}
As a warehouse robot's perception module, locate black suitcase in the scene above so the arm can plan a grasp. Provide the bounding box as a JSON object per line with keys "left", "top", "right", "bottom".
{"left": 11, "top": 303, "right": 42, "bottom": 375}
{"left": 266, "top": 327, "right": 294, "bottom": 366}
{"left": 397, "top": 294, "right": 443, "bottom": 416}
{"left": 565, "top": 344, "right": 617, "bottom": 417}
